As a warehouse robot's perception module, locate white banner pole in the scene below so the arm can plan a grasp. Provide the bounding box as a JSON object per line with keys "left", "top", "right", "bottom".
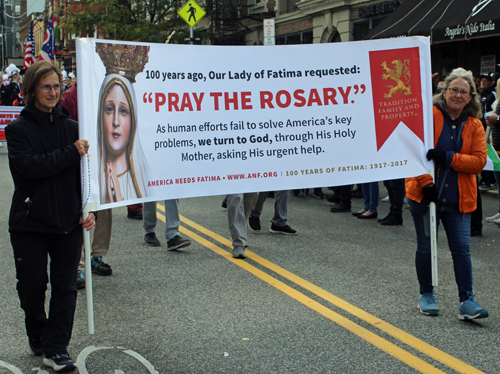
{"left": 83, "top": 210, "right": 95, "bottom": 334}
{"left": 485, "top": 126, "right": 491, "bottom": 144}
{"left": 429, "top": 200, "right": 438, "bottom": 287}
{"left": 81, "top": 151, "right": 95, "bottom": 334}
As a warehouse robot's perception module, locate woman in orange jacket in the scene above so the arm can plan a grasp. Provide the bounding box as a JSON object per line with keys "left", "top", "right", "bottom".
{"left": 406, "top": 68, "right": 489, "bottom": 320}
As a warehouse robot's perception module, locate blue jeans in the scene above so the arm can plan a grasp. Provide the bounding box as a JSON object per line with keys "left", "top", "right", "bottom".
{"left": 409, "top": 199, "right": 473, "bottom": 302}
{"left": 361, "top": 182, "right": 379, "bottom": 212}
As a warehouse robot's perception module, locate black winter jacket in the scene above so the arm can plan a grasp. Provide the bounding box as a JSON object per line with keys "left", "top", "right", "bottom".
{"left": 6, "top": 103, "right": 82, "bottom": 234}
{"left": 480, "top": 87, "right": 497, "bottom": 128}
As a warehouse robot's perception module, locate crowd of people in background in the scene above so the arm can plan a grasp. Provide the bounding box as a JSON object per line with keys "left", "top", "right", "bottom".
{"left": 1, "top": 63, "right": 75, "bottom": 108}
{"left": 2, "top": 61, "right": 499, "bottom": 371}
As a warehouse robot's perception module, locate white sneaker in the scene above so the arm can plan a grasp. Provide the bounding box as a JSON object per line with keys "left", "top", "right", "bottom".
{"left": 381, "top": 196, "right": 390, "bottom": 202}
{"left": 486, "top": 213, "right": 500, "bottom": 222}
{"left": 495, "top": 217, "right": 500, "bottom": 225}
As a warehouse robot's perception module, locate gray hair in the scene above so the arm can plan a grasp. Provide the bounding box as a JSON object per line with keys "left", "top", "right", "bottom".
{"left": 433, "top": 68, "right": 481, "bottom": 119}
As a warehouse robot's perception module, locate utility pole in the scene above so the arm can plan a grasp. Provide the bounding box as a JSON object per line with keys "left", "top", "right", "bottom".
{"left": 0, "top": 0, "right": 5, "bottom": 68}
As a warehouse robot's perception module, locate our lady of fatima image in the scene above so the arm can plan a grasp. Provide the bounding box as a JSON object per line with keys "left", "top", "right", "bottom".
{"left": 96, "top": 43, "right": 150, "bottom": 204}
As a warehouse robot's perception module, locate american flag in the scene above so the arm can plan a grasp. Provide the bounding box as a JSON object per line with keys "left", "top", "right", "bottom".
{"left": 38, "top": 14, "right": 54, "bottom": 62}
{"left": 24, "top": 21, "right": 35, "bottom": 68}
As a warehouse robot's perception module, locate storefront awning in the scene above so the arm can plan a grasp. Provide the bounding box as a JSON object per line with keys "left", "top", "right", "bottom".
{"left": 365, "top": 0, "right": 500, "bottom": 43}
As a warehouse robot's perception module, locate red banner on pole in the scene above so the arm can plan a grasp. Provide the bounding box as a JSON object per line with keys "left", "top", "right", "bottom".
{"left": 369, "top": 47, "right": 425, "bottom": 151}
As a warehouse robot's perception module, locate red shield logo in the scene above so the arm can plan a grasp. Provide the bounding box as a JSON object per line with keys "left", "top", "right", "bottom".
{"left": 369, "top": 47, "right": 425, "bottom": 150}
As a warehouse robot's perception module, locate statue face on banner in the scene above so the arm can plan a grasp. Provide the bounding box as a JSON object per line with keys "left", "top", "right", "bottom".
{"left": 103, "top": 84, "right": 132, "bottom": 157}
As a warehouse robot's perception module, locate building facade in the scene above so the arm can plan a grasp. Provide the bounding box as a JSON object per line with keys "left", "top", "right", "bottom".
{"left": 1, "top": 0, "right": 27, "bottom": 67}
{"left": 202, "top": 0, "right": 400, "bottom": 46}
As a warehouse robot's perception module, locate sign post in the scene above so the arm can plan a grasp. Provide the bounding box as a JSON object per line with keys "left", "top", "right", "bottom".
{"left": 263, "top": 19, "right": 275, "bottom": 46}
{"left": 178, "top": 0, "right": 206, "bottom": 45}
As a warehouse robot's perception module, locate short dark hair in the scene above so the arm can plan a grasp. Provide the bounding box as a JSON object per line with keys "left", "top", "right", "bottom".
{"left": 22, "top": 61, "right": 62, "bottom": 106}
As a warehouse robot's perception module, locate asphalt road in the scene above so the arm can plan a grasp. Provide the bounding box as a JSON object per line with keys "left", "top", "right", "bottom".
{"left": 1, "top": 142, "right": 500, "bottom": 374}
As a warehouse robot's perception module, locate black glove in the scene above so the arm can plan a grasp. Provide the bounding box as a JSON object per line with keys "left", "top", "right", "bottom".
{"left": 426, "top": 149, "right": 447, "bottom": 165}
{"left": 422, "top": 184, "right": 438, "bottom": 204}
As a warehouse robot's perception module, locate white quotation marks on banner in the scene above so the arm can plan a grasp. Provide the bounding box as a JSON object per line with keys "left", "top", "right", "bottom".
{"left": 0, "top": 346, "right": 158, "bottom": 374}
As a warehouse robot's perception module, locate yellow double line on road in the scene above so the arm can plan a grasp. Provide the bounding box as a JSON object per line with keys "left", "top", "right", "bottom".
{"left": 156, "top": 205, "right": 484, "bottom": 374}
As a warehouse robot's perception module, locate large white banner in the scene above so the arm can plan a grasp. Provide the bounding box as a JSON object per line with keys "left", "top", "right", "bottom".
{"left": 77, "top": 37, "right": 433, "bottom": 210}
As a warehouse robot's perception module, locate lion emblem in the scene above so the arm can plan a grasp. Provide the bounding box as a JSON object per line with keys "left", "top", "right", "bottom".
{"left": 381, "top": 59, "right": 412, "bottom": 99}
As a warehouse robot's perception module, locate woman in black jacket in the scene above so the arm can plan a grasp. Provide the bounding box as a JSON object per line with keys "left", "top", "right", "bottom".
{"left": 5, "top": 61, "right": 95, "bottom": 372}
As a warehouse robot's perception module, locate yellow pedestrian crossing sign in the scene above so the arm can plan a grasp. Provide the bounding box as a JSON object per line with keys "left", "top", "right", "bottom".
{"left": 178, "top": 0, "right": 206, "bottom": 27}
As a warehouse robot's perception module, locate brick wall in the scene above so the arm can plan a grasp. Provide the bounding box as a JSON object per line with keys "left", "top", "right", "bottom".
{"left": 276, "top": 18, "right": 313, "bottom": 36}
{"left": 267, "top": 0, "right": 275, "bottom": 12}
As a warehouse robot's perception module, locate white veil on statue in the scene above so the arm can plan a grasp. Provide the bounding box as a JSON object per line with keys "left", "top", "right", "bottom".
{"left": 95, "top": 43, "right": 151, "bottom": 204}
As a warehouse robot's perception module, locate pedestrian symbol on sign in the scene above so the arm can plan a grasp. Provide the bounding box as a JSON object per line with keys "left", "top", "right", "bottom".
{"left": 188, "top": 4, "right": 197, "bottom": 23}
{"left": 178, "top": 0, "right": 206, "bottom": 27}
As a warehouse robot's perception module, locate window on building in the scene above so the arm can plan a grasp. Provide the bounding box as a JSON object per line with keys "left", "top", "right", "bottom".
{"left": 279, "top": 0, "right": 299, "bottom": 15}
{"left": 64, "top": 58, "right": 73, "bottom": 72}
{"left": 276, "top": 30, "right": 313, "bottom": 45}
{"left": 353, "top": 17, "right": 385, "bottom": 41}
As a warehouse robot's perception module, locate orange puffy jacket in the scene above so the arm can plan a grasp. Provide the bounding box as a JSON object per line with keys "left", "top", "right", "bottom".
{"left": 405, "top": 106, "right": 487, "bottom": 213}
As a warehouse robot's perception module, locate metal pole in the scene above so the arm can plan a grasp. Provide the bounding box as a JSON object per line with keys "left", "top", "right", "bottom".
{"left": 1, "top": 0, "right": 5, "bottom": 68}
{"left": 83, "top": 213, "right": 95, "bottom": 334}
{"left": 190, "top": 27, "right": 193, "bottom": 45}
{"left": 430, "top": 201, "right": 438, "bottom": 286}
{"left": 1, "top": 26, "right": 4, "bottom": 69}
{"left": 82, "top": 154, "right": 95, "bottom": 334}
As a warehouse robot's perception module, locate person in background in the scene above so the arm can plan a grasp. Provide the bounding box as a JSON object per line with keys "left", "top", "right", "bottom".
{"left": 227, "top": 193, "right": 258, "bottom": 259}
{"left": 327, "top": 185, "right": 353, "bottom": 213}
{"left": 485, "top": 78, "right": 500, "bottom": 225}
{"left": 249, "top": 190, "right": 297, "bottom": 235}
{"left": 478, "top": 73, "right": 497, "bottom": 191}
{"left": 8, "top": 70, "right": 23, "bottom": 106}
{"left": 64, "top": 72, "right": 75, "bottom": 90}
{"left": 127, "top": 203, "right": 143, "bottom": 219}
{"left": 143, "top": 200, "right": 192, "bottom": 250}
{"left": 1, "top": 74, "right": 9, "bottom": 105}
{"left": 60, "top": 70, "right": 69, "bottom": 93}
{"left": 378, "top": 179, "right": 405, "bottom": 225}
{"left": 407, "top": 68, "right": 488, "bottom": 320}
{"left": 353, "top": 182, "right": 379, "bottom": 219}
{"left": 5, "top": 61, "right": 95, "bottom": 371}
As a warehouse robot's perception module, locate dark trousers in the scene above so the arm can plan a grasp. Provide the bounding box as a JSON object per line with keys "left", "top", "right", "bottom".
{"left": 333, "top": 185, "right": 352, "bottom": 208}
{"left": 480, "top": 170, "right": 495, "bottom": 185}
{"left": 11, "top": 229, "right": 82, "bottom": 357}
{"left": 471, "top": 176, "right": 482, "bottom": 232}
{"left": 383, "top": 178, "right": 406, "bottom": 216}
{"left": 127, "top": 203, "right": 143, "bottom": 213}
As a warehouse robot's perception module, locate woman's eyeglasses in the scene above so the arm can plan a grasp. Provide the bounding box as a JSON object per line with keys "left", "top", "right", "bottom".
{"left": 39, "top": 84, "right": 61, "bottom": 93}
{"left": 447, "top": 87, "right": 470, "bottom": 98}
